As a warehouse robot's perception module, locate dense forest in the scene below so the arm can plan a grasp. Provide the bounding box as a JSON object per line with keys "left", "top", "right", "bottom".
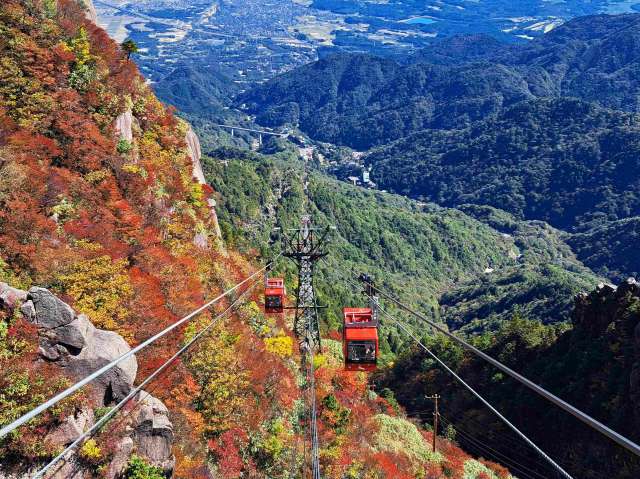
{"left": 237, "top": 15, "right": 640, "bottom": 286}
{"left": 203, "top": 155, "right": 600, "bottom": 353}
{"left": 239, "top": 14, "right": 640, "bottom": 149}
{"left": 365, "top": 98, "right": 640, "bottom": 230}
{"left": 378, "top": 279, "right": 640, "bottom": 479}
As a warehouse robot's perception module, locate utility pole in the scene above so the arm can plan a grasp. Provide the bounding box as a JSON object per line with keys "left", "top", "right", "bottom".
{"left": 426, "top": 394, "right": 440, "bottom": 453}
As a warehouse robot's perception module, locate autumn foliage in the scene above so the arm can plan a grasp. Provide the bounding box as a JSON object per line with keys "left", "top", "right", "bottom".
{"left": 0, "top": 1, "right": 513, "bottom": 477}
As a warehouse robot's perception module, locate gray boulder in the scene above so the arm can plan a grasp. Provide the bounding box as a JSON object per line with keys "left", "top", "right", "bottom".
{"left": 28, "top": 287, "right": 75, "bottom": 329}
{"left": 16, "top": 287, "right": 137, "bottom": 405}
{"left": 44, "top": 407, "right": 95, "bottom": 447}
{"left": 132, "top": 392, "right": 175, "bottom": 473}
{"left": 0, "top": 282, "right": 27, "bottom": 310}
{"left": 71, "top": 327, "right": 137, "bottom": 404}
{"left": 104, "top": 437, "right": 134, "bottom": 479}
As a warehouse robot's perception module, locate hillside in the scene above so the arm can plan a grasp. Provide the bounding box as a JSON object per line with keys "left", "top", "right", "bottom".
{"left": 153, "top": 63, "right": 239, "bottom": 118}
{"left": 203, "top": 155, "right": 599, "bottom": 350}
{"left": 235, "top": 13, "right": 640, "bottom": 284}
{"left": 239, "top": 14, "right": 640, "bottom": 149}
{"left": 378, "top": 278, "right": 640, "bottom": 479}
{"left": 567, "top": 217, "right": 640, "bottom": 281}
{"left": 365, "top": 98, "right": 640, "bottom": 230}
{"left": 0, "top": 0, "right": 255, "bottom": 475}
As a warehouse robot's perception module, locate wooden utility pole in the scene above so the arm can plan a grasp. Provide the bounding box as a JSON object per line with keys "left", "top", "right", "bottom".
{"left": 426, "top": 394, "right": 440, "bottom": 452}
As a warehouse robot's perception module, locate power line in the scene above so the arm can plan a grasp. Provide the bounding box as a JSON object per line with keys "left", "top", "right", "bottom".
{"left": 368, "top": 281, "right": 640, "bottom": 458}
{"left": 376, "top": 305, "right": 574, "bottom": 479}
{"left": 33, "top": 278, "right": 261, "bottom": 479}
{"left": 410, "top": 409, "right": 551, "bottom": 470}
{"left": 437, "top": 415, "right": 551, "bottom": 479}
{"left": 0, "top": 257, "right": 280, "bottom": 440}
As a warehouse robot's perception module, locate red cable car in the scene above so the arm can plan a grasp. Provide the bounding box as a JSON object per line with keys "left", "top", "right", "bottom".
{"left": 265, "top": 277, "right": 286, "bottom": 314}
{"left": 343, "top": 307, "right": 378, "bottom": 371}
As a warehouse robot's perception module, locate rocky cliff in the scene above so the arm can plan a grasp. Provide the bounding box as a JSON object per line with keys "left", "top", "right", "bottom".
{"left": 0, "top": 283, "right": 174, "bottom": 478}
{"left": 79, "top": 0, "right": 98, "bottom": 24}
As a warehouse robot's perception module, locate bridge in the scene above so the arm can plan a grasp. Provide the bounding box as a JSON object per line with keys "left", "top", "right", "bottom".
{"left": 213, "top": 124, "right": 289, "bottom": 145}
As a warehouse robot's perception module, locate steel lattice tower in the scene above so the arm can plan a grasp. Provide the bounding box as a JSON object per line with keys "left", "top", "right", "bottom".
{"left": 282, "top": 214, "right": 330, "bottom": 351}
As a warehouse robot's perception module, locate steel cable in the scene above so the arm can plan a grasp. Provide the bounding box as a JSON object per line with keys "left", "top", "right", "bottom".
{"left": 0, "top": 256, "right": 281, "bottom": 440}
{"left": 33, "top": 277, "right": 260, "bottom": 479}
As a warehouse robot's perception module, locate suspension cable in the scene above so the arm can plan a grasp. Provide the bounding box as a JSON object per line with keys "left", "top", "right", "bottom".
{"left": 368, "top": 282, "right": 640, "bottom": 458}
{"left": 0, "top": 255, "right": 281, "bottom": 440}
{"left": 33, "top": 278, "right": 261, "bottom": 479}
{"left": 410, "top": 409, "right": 551, "bottom": 470}
{"left": 309, "top": 347, "right": 321, "bottom": 479}
{"left": 437, "top": 415, "right": 551, "bottom": 479}
{"left": 376, "top": 304, "right": 574, "bottom": 479}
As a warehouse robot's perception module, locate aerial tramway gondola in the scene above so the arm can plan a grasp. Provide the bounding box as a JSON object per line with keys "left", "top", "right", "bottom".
{"left": 343, "top": 306, "right": 379, "bottom": 371}
{"left": 264, "top": 277, "right": 286, "bottom": 313}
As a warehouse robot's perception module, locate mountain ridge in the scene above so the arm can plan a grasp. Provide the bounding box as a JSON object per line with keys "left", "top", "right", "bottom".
{"left": 239, "top": 13, "right": 640, "bottom": 149}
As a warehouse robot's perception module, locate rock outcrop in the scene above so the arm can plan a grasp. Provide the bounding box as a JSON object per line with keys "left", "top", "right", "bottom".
{"left": 131, "top": 393, "right": 175, "bottom": 471}
{"left": 184, "top": 125, "right": 223, "bottom": 240}
{"left": 0, "top": 283, "right": 175, "bottom": 478}
{"left": 185, "top": 125, "right": 205, "bottom": 184}
{"left": 20, "top": 286, "right": 137, "bottom": 404}
{"left": 114, "top": 109, "right": 134, "bottom": 143}
{"left": 79, "top": 0, "right": 98, "bottom": 24}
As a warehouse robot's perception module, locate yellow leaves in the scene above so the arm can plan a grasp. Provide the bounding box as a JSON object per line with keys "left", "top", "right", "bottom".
{"left": 68, "top": 27, "right": 94, "bottom": 67}
{"left": 188, "top": 182, "right": 205, "bottom": 208}
{"left": 186, "top": 322, "right": 249, "bottom": 436}
{"left": 122, "top": 163, "right": 148, "bottom": 179}
{"left": 0, "top": 56, "right": 51, "bottom": 129}
{"left": 313, "top": 353, "right": 327, "bottom": 369}
{"left": 79, "top": 439, "right": 102, "bottom": 463}
{"left": 58, "top": 256, "right": 133, "bottom": 333}
{"left": 84, "top": 169, "right": 111, "bottom": 185}
{"left": 72, "top": 239, "right": 103, "bottom": 252}
{"left": 265, "top": 334, "right": 294, "bottom": 358}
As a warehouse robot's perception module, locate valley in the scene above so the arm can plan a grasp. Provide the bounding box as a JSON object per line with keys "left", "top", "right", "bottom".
{"left": 1, "top": 1, "right": 640, "bottom": 478}
{"left": 95, "top": 0, "right": 640, "bottom": 88}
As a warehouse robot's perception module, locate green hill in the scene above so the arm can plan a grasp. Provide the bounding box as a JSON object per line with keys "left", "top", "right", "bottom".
{"left": 238, "top": 14, "right": 640, "bottom": 149}
{"left": 365, "top": 98, "right": 640, "bottom": 231}
{"left": 202, "top": 155, "right": 599, "bottom": 358}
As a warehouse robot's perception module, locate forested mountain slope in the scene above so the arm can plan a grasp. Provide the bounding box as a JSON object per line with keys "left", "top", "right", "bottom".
{"left": 379, "top": 278, "right": 640, "bottom": 479}
{"left": 239, "top": 14, "right": 640, "bottom": 149}
{"left": 203, "top": 155, "right": 599, "bottom": 351}
{"left": 365, "top": 98, "right": 640, "bottom": 230}
{"left": 153, "top": 63, "right": 239, "bottom": 118}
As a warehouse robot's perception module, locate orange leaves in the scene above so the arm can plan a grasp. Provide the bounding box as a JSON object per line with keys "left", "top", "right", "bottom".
{"left": 0, "top": 196, "right": 57, "bottom": 272}
{"left": 208, "top": 428, "right": 249, "bottom": 478}
{"left": 52, "top": 108, "right": 114, "bottom": 172}
{"left": 369, "top": 452, "right": 415, "bottom": 479}
{"left": 7, "top": 131, "right": 62, "bottom": 161}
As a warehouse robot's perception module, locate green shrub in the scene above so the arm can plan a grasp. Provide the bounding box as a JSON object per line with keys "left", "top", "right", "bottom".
{"left": 373, "top": 414, "right": 440, "bottom": 463}
{"left": 124, "top": 455, "right": 165, "bottom": 479}
{"left": 117, "top": 139, "right": 133, "bottom": 154}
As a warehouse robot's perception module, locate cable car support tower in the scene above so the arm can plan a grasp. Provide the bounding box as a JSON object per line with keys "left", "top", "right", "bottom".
{"left": 275, "top": 162, "right": 333, "bottom": 478}
{"left": 281, "top": 214, "right": 331, "bottom": 352}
